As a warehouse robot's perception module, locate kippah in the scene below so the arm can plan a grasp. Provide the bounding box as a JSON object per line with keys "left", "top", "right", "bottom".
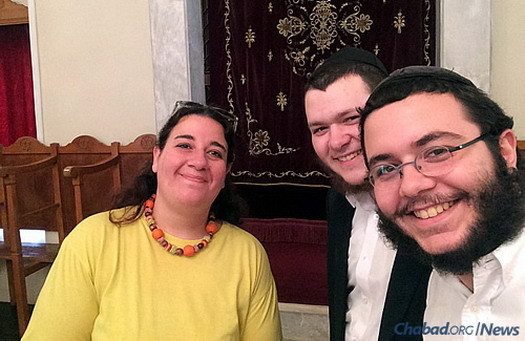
{"left": 316, "top": 46, "right": 388, "bottom": 75}
{"left": 371, "top": 65, "right": 476, "bottom": 96}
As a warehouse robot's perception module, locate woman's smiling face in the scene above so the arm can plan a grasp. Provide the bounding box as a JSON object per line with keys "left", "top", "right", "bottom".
{"left": 152, "top": 114, "right": 229, "bottom": 208}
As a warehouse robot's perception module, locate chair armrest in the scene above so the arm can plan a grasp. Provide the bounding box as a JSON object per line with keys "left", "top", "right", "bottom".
{"left": 0, "top": 155, "right": 58, "bottom": 177}
{"left": 63, "top": 154, "right": 120, "bottom": 178}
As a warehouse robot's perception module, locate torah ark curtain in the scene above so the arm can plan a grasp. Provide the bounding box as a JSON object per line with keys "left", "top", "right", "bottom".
{"left": 207, "top": 0, "right": 436, "bottom": 187}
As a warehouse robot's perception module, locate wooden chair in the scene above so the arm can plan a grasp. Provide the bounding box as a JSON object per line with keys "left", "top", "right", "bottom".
{"left": 0, "top": 137, "right": 64, "bottom": 335}
{"left": 59, "top": 135, "right": 121, "bottom": 231}
{"left": 118, "top": 134, "right": 156, "bottom": 190}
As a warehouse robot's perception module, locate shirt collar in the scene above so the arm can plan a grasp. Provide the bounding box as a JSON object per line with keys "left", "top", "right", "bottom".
{"left": 345, "top": 191, "right": 377, "bottom": 212}
{"left": 481, "top": 229, "right": 525, "bottom": 286}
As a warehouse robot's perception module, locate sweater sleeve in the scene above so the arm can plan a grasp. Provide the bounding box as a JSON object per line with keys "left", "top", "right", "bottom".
{"left": 22, "top": 218, "right": 102, "bottom": 341}
{"left": 240, "top": 242, "right": 283, "bottom": 341}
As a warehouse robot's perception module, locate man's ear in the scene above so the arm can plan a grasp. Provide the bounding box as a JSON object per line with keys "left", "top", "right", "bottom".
{"left": 499, "top": 129, "right": 518, "bottom": 168}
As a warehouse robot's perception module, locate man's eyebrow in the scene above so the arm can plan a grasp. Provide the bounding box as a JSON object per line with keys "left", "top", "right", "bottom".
{"left": 307, "top": 108, "right": 360, "bottom": 128}
{"left": 413, "top": 131, "right": 463, "bottom": 148}
{"left": 368, "top": 131, "right": 465, "bottom": 167}
{"left": 368, "top": 153, "right": 393, "bottom": 168}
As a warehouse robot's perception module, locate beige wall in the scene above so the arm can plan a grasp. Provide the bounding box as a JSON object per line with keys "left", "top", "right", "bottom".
{"left": 34, "top": 0, "right": 156, "bottom": 145}
{"left": 491, "top": 0, "right": 525, "bottom": 139}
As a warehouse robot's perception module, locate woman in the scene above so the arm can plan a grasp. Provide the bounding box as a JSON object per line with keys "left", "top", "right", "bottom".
{"left": 23, "top": 102, "right": 282, "bottom": 340}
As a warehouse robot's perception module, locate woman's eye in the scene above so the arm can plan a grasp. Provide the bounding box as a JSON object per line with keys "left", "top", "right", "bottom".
{"left": 208, "top": 150, "right": 224, "bottom": 159}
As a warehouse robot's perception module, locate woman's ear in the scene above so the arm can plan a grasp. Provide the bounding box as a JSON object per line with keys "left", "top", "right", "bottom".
{"left": 152, "top": 146, "right": 161, "bottom": 173}
{"left": 499, "top": 129, "right": 518, "bottom": 168}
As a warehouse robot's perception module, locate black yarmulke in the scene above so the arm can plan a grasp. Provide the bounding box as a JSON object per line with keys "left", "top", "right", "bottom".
{"left": 317, "top": 46, "right": 388, "bottom": 75}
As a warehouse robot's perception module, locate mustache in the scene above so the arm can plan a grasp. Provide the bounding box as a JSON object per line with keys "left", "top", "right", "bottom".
{"left": 394, "top": 190, "right": 470, "bottom": 217}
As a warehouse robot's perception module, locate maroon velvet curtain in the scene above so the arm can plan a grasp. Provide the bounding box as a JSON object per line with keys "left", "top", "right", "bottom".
{"left": 0, "top": 24, "right": 36, "bottom": 146}
{"left": 207, "top": 0, "right": 436, "bottom": 186}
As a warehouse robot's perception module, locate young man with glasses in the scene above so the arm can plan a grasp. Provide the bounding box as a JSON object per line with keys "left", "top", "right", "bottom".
{"left": 304, "top": 47, "right": 431, "bottom": 341}
{"left": 360, "top": 66, "right": 525, "bottom": 336}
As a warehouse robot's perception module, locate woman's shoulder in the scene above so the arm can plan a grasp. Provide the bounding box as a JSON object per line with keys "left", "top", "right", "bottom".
{"left": 67, "top": 207, "right": 138, "bottom": 239}
{"left": 220, "top": 221, "right": 266, "bottom": 249}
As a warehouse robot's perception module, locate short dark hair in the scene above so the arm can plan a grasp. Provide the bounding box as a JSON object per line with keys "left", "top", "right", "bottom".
{"left": 110, "top": 102, "right": 242, "bottom": 225}
{"left": 305, "top": 47, "right": 388, "bottom": 93}
{"left": 359, "top": 66, "right": 522, "bottom": 171}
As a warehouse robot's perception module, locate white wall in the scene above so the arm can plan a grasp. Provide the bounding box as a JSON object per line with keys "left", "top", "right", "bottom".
{"left": 491, "top": 0, "right": 525, "bottom": 139}
{"left": 33, "top": 0, "right": 156, "bottom": 145}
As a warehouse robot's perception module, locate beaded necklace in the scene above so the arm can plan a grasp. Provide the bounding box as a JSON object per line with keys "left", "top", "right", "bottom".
{"left": 144, "top": 194, "right": 219, "bottom": 256}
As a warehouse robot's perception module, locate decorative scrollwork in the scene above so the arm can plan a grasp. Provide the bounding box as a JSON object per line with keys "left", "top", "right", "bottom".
{"left": 244, "top": 103, "right": 298, "bottom": 156}
{"left": 277, "top": 0, "right": 372, "bottom": 76}
{"left": 231, "top": 170, "right": 329, "bottom": 179}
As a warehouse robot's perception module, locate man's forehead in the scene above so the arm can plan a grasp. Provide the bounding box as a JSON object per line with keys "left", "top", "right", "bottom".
{"left": 365, "top": 92, "right": 471, "bottom": 125}
{"left": 363, "top": 93, "right": 480, "bottom": 152}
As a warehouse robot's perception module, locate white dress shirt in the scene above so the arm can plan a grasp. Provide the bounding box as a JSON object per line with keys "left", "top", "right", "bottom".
{"left": 344, "top": 192, "right": 397, "bottom": 341}
{"left": 424, "top": 230, "right": 525, "bottom": 340}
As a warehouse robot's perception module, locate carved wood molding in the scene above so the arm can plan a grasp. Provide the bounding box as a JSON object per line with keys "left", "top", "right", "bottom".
{"left": 0, "top": 0, "right": 28, "bottom": 26}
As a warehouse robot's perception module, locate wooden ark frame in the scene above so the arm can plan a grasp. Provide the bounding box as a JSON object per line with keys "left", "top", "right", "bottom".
{"left": 0, "top": 0, "right": 28, "bottom": 26}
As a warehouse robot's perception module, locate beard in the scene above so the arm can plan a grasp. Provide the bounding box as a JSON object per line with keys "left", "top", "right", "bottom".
{"left": 317, "top": 158, "right": 372, "bottom": 194}
{"left": 376, "top": 158, "right": 525, "bottom": 275}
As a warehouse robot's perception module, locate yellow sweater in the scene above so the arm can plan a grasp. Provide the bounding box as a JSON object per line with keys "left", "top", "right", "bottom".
{"left": 23, "top": 208, "right": 282, "bottom": 340}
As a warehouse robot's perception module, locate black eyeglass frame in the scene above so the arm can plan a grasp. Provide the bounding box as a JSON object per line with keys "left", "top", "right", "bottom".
{"left": 368, "top": 133, "right": 488, "bottom": 187}
{"left": 174, "top": 100, "right": 239, "bottom": 133}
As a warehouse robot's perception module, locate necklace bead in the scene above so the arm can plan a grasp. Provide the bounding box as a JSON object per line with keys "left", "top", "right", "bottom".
{"left": 144, "top": 194, "right": 218, "bottom": 257}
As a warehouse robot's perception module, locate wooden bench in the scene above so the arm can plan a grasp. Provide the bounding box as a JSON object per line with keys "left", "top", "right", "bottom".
{"left": 0, "top": 134, "right": 156, "bottom": 335}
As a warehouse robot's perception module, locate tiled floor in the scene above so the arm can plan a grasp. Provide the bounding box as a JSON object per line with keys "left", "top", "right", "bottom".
{"left": 279, "top": 303, "right": 329, "bottom": 341}
{"left": 0, "top": 302, "right": 329, "bottom": 341}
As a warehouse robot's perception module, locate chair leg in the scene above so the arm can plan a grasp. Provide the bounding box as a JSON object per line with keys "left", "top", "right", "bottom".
{"left": 9, "top": 254, "right": 30, "bottom": 336}
{"left": 5, "top": 260, "right": 16, "bottom": 305}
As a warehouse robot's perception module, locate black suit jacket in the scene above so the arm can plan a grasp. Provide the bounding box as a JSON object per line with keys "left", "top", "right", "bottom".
{"left": 326, "top": 189, "right": 431, "bottom": 341}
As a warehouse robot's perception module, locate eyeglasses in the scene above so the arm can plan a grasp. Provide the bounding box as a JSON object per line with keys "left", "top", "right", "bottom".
{"left": 368, "top": 134, "right": 488, "bottom": 189}
{"left": 174, "top": 101, "right": 239, "bottom": 132}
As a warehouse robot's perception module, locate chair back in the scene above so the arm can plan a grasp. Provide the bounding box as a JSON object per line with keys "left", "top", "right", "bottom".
{"left": 58, "top": 135, "right": 121, "bottom": 231}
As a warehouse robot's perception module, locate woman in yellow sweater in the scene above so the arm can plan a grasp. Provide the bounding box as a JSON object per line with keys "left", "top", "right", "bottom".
{"left": 23, "top": 101, "right": 282, "bottom": 340}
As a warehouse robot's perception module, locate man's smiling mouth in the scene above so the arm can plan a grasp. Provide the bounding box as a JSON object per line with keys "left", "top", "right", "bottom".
{"left": 336, "top": 149, "right": 362, "bottom": 162}
{"left": 413, "top": 201, "right": 455, "bottom": 219}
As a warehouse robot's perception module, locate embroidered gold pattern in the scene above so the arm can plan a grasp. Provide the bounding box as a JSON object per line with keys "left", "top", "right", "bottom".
{"left": 245, "top": 103, "right": 298, "bottom": 156}
{"left": 277, "top": 1, "right": 372, "bottom": 76}
{"left": 374, "top": 43, "right": 380, "bottom": 55}
{"left": 245, "top": 27, "right": 256, "bottom": 47}
{"left": 241, "top": 74, "right": 246, "bottom": 85}
{"left": 268, "top": 2, "right": 273, "bottom": 13}
{"left": 268, "top": 50, "right": 273, "bottom": 61}
{"left": 423, "top": 0, "right": 432, "bottom": 65}
{"left": 276, "top": 92, "right": 288, "bottom": 111}
{"left": 393, "top": 11, "right": 406, "bottom": 34}
{"left": 231, "top": 170, "right": 329, "bottom": 179}
{"left": 309, "top": 1, "right": 338, "bottom": 52}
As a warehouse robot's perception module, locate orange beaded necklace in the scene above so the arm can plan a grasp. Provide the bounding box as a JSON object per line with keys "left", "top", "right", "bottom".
{"left": 144, "top": 194, "right": 219, "bottom": 256}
